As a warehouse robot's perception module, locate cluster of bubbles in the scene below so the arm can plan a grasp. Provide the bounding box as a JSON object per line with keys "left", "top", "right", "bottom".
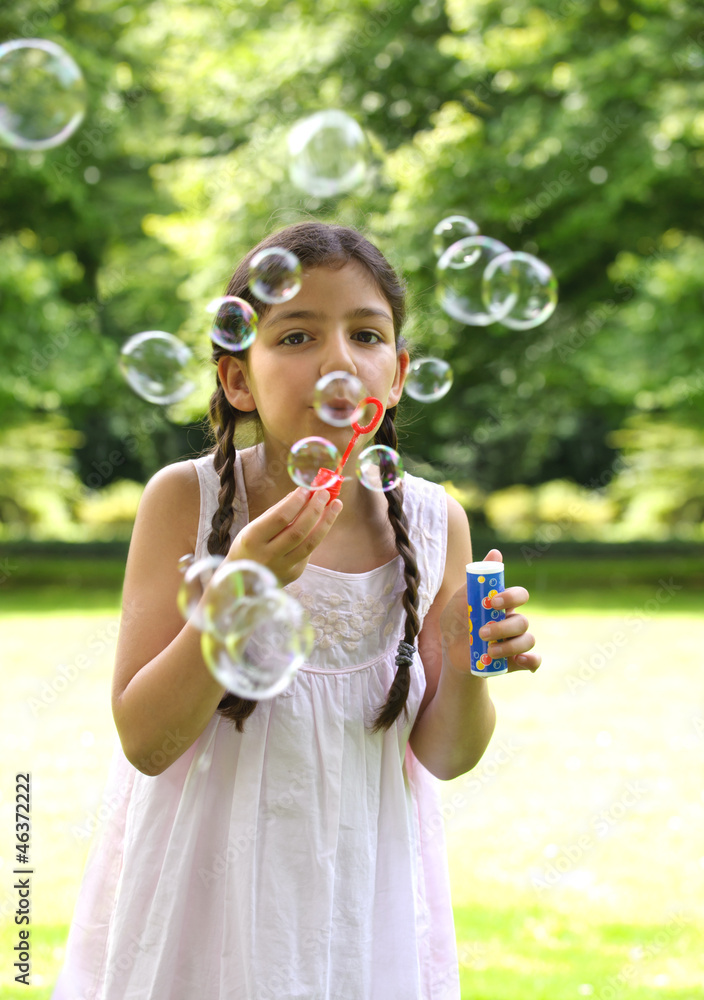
{"left": 434, "top": 214, "right": 558, "bottom": 330}
{"left": 397, "top": 215, "right": 559, "bottom": 409}
{"left": 287, "top": 370, "right": 403, "bottom": 493}
{"left": 178, "top": 554, "right": 313, "bottom": 699}
{"left": 0, "top": 39, "right": 86, "bottom": 150}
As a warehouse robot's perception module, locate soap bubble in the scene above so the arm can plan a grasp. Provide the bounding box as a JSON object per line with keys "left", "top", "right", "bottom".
{"left": 201, "top": 588, "right": 313, "bottom": 699}
{"left": 437, "top": 236, "right": 512, "bottom": 326}
{"left": 357, "top": 445, "right": 404, "bottom": 492}
{"left": 313, "top": 371, "right": 368, "bottom": 428}
{"left": 482, "top": 251, "right": 558, "bottom": 329}
{"left": 432, "top": 215, "right": 480, "bottom": 261}
{"left": 404, "top": 358, "right": 453, "bottom": 402}
{"left": 206, "top": 296, "right": 258, "bottom": 352}
{"left": 177, "top": 554, "right": 224, "bottom": 631}
{"left": 248, "top": 247, "right": 302, "bottom": 305}
{"left": 287, "top": 437, "right": 341, "bottom": 490}
{"left": 119, "top": 331, "right": 196, "bottom": 405}
{"left": 288, "top": 110, "right": 368, "bottom": 198}
{"left": 0, "top": 39, "right": 86, "bottom": 150}
{"left": 200, "top": 559, "right": 278, "bottom": 640}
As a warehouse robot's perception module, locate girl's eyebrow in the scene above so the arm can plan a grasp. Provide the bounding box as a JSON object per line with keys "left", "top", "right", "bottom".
{"left": 263, "top": 306, "right": 393, "bottom": 327}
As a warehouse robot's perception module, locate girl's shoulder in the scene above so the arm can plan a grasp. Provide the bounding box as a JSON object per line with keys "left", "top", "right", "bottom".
{"left": 135, "top": 459, "right": 201, "bottom": 554}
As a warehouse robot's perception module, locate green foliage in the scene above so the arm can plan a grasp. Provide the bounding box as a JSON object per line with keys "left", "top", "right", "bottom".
{"left": 1, "top": 0, "right": 702, "bottom": 538}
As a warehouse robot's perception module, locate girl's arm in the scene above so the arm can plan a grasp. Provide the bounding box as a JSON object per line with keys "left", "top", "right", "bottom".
{"left": 409, "top": 495, "right": 539, "bottom": 781}
{"left": 112, "top": 464, "right": 342, "bottom": 776}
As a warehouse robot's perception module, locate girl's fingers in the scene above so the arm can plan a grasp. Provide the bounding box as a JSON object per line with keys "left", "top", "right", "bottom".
{"left": 508, "top": 650, "right": 542, "bottom": 673}
{"left": 488, "top": 630, "right": 535, "bottom": 658}
{"left": 286, "top": 497, "right": 343, "bottom": 562}
{"left": 478, "top": 612, "right": 529, "bottom": 643}
{"left": 270, "top": 489, "right": 336, "bottom": 556}
{"left": 243, "top": 487, "right": 327, "bottom": 552}
{"left": 492, "top": 586, "right": 530, "bottom": 611}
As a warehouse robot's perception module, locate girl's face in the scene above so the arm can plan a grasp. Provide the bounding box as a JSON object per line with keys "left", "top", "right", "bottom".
{"left": 219, "top": 261, "right": 409, "bottom": 457}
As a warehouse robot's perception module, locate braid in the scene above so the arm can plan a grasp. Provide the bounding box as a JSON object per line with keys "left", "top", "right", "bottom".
{"left": 369, "top": 408, "right": 421, "bottom": 734}
{"left": 206, "top": 380, "right": 258, "bottom": 732}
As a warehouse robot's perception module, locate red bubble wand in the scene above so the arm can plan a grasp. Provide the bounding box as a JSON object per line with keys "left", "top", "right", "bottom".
{"left": 309, "top": 396, "right": 384, "bottom": 503}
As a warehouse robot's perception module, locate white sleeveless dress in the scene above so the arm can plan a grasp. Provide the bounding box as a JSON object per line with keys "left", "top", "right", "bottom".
{"left": 51, "top": 450, "right": 461, "bottom": 1000}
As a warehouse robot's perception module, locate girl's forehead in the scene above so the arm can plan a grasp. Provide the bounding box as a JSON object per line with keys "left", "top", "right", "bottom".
{"left": 291, "top": 261, "right": 391, "bottom": 308}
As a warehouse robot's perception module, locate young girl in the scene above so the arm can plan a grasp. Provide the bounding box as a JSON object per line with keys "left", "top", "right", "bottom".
{"left": 52, "top": 222, "right": 540, "bottom": 1000}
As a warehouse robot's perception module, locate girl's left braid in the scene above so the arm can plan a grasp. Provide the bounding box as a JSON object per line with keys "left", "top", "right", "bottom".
{"left": 206, "top": 381, "right": 258, "bottom": 731}
{"left": 369, "top": 408, "right": 421, "bottom": 734}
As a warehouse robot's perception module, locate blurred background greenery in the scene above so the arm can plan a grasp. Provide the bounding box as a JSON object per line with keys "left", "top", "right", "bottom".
{"left": 1, "top": 0, "right": 703, "bottom": 546}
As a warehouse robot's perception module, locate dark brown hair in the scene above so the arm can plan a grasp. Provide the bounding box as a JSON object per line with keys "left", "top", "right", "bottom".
{"left": 206, "top": 221, "right": 419, "bottom": 734}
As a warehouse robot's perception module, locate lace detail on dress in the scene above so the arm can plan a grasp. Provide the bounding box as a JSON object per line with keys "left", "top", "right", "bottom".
{"left": 288, "top": 579, "right": 400, "bottom": 655}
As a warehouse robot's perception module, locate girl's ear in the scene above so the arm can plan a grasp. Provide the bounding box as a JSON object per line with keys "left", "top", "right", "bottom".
{"left": 217, "top": 355, "right": 257, "bottom": 412}
{"left": 388, "top": 348, "right": 410, "bottom": 408}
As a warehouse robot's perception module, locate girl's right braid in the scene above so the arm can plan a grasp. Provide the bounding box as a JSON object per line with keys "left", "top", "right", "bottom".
{"left": 369, "top": 409, "right": 421, "bottom": 734}
{"left": 206, "top": 382, "right": 258, "bottom": 731}
{"left": 207, "top": 384, "right": 239, "bottom": 556}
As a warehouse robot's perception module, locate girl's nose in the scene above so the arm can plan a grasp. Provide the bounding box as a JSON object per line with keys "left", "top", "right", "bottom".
{"left": 319, "top": 331, "right": 357, "bottom": 376}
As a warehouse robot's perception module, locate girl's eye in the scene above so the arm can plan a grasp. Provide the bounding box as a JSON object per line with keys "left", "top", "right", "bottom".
{"left": 354, "top": 330, "right": 382, "bottom": 344}
{"left": 280, "top": 331, "right": 310, "bottom": 346}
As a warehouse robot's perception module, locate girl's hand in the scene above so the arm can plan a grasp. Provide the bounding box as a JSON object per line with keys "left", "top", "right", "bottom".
{"left": 440, "top": 548, "right": 541, "bottom": 675}
{"left": 226, "top": 486, "right": 343, "bottom": 586}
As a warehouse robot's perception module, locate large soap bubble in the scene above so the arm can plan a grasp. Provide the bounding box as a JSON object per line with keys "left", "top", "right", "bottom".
{"left": 287, "top": 437, "right": 341, "bottom": 490}
{"left": 313, "top": 371, "right": 368, "bottom": 428}
{"left": 288, "top": 110, "right": 368, "bottom": 198}
{"left": 0, "top": 38, "right": 87, "bottom": 150}
{"left": 432, "top": 215, "right": 480, "bottom": 260}
{"left": 201, "top": 588, "right": 314, "bottom": 699}
{"left": 482, "top": 251, "right": 558, "bottom": 329}
{"left": 206, "top": 296, "right": 258, "bottom": 352}
{"left": 356, "top": 444, "right": 404, "bottom": 492}
{"left": 200, "top": 560, "right": 279, "bottom": 640}
{"left": 119, "top": 331, "right": 196, "bottom": 405}
{"left": 404, "top": 358, "right": 453, "bottom": 402}
{"left": 248, "top": 247, "right": 302, "bottom": 305}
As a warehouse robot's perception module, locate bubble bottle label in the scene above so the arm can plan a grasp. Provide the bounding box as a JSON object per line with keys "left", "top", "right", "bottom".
{"left": 466, "top": 560, "right": 508, "bottom": 677}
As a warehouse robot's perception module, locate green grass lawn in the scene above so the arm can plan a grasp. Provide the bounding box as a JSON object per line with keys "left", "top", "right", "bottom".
{"left": 1, "top": 553, "right": 702, "bottom": 999}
